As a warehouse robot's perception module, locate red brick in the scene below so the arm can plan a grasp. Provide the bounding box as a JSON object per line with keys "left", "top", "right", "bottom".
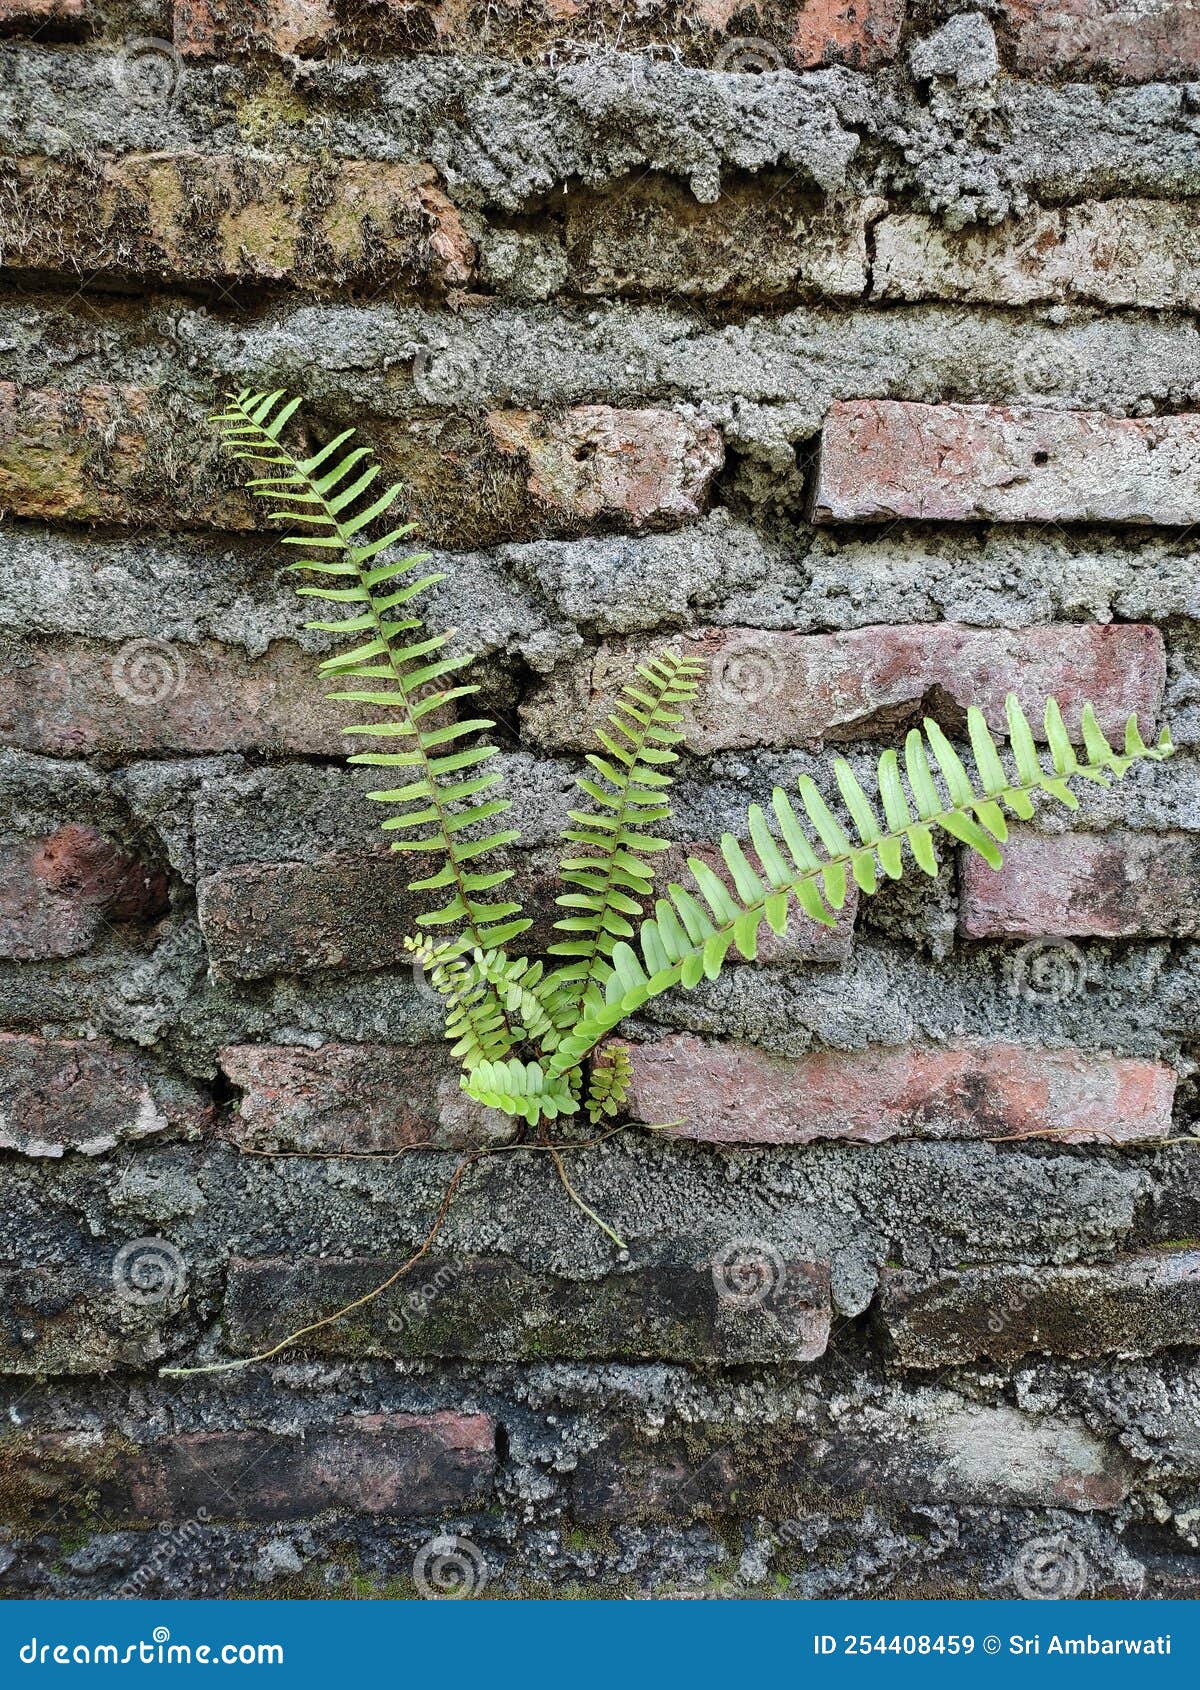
{"left": 620, "top": 1033, "right": 1176, "bottom": 1145}
{"left": 1000, "top": 0, "right": 1200, "bottom": 81}
{"left": 0, "top": 1261, "right": 191, "bottom": 1375}
{"left": 522, "top": 622, "right": 1165, "bottom": 754}
{"left": 0, "top": 156, "right": 474, "bottom": 291}
{"left": 0, "top": 382, "right": 248, "bottom": 529}
{"left": 880, "top": 1248, "right": 1200, "bottom": 1366}
{"left": 1, "top": 827, "right": 165, "bottom": 961}
{"left": 564, "top": 179, "right": 873, "bottom": 302}
{"left": 960, "top": 828, "right": 1200, "bottom": 939}
{"left": 874, "top": 201, "right": 1200, "bottom": 311}
{"left": 198, "top": 859, "right": 417, "bottom": 978}
{"left": 0, "top": 638, "right": 344, "bottom": 758}
{"left": 791, "top": 0, "right": 906, "bottom": 68}
{"left": 0, "top": 1, "right": 85, "bottom": 21}
{"left": 225, "top": 1253, "right": 832, "bottom": 1364}
{"left": 0, "top": 1027, "right": 210, "bottom": 1162}
{"left": 574, "top": 1405, "right": 1126, "bottom": 1519}
{"left": 219, "top": 1041, "right": 511, "bottom": 1151}
{"left": 0, "top": 1413, "right": 495, "bottom": 1522}
{"left": 174, "top": 0, "right": 334, "bottom": 55}
{"left": 0, "top": 1033, "right": 211, "bottom": 1157}
{"left": 813, "top": 400, "right": 1200, "bottom": 527}
{"left": 198, "top": 844, "right": 842, "bottom": 980}
{"left": 486, "top": 407, "right": 723, "bottom": 529}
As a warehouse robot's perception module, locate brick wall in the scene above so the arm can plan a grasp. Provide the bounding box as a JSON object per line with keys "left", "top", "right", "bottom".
{"left": 2, "top": 0, "right": 1200, "bottom": 1600}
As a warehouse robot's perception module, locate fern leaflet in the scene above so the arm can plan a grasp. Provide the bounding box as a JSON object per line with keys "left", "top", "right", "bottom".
{"left": 547, "top": 697, "right": 1173, "bottom": 1076}
{"left": 211, "top": 389, "right": 529, "bottom": 955}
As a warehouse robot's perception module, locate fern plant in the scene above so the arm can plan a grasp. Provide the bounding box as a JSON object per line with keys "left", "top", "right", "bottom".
{"left": 214, "top": 390, "right": 1175, "bottom": 1146}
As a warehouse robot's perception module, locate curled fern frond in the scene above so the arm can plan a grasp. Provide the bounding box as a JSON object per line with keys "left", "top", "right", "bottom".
{"left": 463, "top": 1058, "right": 581, "bottom": 1125}
{"left": 211, "top": 389, "right": 528, "bottom": 953}
{"left": 547, "top": 696, "right": 1174, "bottom": 1076}
{"left": 584, "top": 1042, "right": 633, "bottom": 1125}
{"left": 540, "top": 648, "right": 703, "bottom": 1031}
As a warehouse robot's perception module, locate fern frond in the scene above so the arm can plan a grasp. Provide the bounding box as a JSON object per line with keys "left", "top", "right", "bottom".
{"left": 211, "top": 389, "right": 528, "bottom": 953}
{"left": 541, "top": 648, "right": 703, "bottom": 1034}
{"left": 547, "top": 696, "right": 1173, "bottom": 1076}
{"left": 584, "top": 1042, "right": 633, "bottom": 1125}
{"left": 462, "top": 1058, "right": 581, "bottom": 1126}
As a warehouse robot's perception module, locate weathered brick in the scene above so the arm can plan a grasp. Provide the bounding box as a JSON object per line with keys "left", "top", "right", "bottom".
{"left": 198, "top": 859, "right": 417, "bottom": 978}
{"left": 0, "top": 156, "right": 474, "bottom": 291}
{"left": 0, "top": 383, "right": 246, "bottom": 529}
{"left": 791, "top": 0, "right": 906, "bottom": 68}
{"left": 174, "top": 0, "right": 335, "bottom": 55}
{"left": 960, "top": 828, "right": 1200, "bottom": 939}
{"left": 172, "top": 1, "right": 906, "bottom": 64}
{"left": 0, "top": 638, "right": 343, "bottom": 759}
{"left": 0, "top": 0, "right": 85, "bottom": 22}
{"left": 198, "top": 841, "right": 854, "bottom": 980}
{"left": 522, "top": 623, "right": 1165, "bottom": 754}
{"left": 0, "top": 1260, "right": 191, "bottom": 1375}
{"left": 564, "top": 179, "right": 873, "bottom": 302}
{"left": 219, "top": 1041, "right": 511, "bottom": 1151}
{"left": 1000, "top": 0, "right": 1200, "bottom": 82}
{"left": 0, "top": 1412, "right": 495, "bottom": 1522}
{"left": 225, "top": 1253, "right": 832, "bottom": 1364}
{"left": 621, "top": 1033, "right": 1176, "bottom": 1146}
{"left": 486, "top": 407, "right": 722, "bottom": 529}
{"left": 574, "top": 1402, "right": 1125, "bottom": 1521}
{"left": 0, "top": 1033, "right": 211, "bottom": 1157}
{"left": 874, "top": 201, "right": 1200, "bottom": 310}
{"left": 880, "top": 1248, "right": 1200, "bottom": 1366}
{"left": 0, "top": 825, "right": 169, "bottom": 962}
{"left": 813, "top": 400, "right": 1200, "bottom": 527}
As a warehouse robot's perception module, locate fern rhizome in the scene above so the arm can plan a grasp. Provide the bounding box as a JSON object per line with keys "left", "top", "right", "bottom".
{"left": 188, "top": 388, "right": 1174, "bottom": 1372}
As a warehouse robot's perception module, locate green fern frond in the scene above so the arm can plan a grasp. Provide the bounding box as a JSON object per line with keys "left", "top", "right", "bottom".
{"left": 584, "top": 1042, "right": 633, "bottom": 1125}
{"left": 545, "top": 696, "right": 1173, "bottom": 1077}
{"left": 463, "top": 1057, "right": 581, "bottom": 1126}
{"left": 541, "top": 648, "right": 703, "bottom": 1028}
{"left": 407, "top": 935, "right": 571, "bottom": 1070}
{"left": 210, "top": 389, "right": 528, "bottom": 953}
